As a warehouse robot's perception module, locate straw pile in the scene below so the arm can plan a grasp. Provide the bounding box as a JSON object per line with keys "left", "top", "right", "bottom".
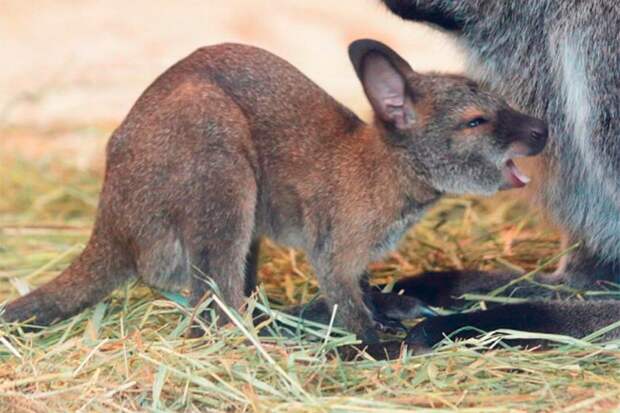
{"left": 1, "top": 155, "right": 619, "bottom": 412}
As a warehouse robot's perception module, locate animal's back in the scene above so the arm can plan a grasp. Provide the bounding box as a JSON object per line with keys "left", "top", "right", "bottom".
{"left": 101, "top": 43, "right": 364, "bottom": 236}
{"left": 114, "top": 43, "right": 360, "bottom": 148}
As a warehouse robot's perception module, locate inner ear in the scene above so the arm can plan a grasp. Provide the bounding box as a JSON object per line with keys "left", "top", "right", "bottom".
{"left": 362, "top": 52, "right": 415, "bottom": 130}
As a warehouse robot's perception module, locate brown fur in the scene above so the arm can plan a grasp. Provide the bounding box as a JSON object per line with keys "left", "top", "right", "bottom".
{"left": 2, "top": 39, "right": 546, "bottom": 348}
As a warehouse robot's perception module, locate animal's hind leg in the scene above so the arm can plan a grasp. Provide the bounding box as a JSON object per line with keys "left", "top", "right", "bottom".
{"left": 135, "top": 169, "right": 258, "bottom": 328}
{"left": 244, "top": 239, "right": 261, "bottom": 297}
{"left": 182, "top": 180, "right": 258, "bottom": 326}
{"left": 188, "top": 239, "right": 253, "bottom": 326}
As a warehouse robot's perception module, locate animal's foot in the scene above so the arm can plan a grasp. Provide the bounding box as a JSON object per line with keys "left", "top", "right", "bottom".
{"left": 372, "top": 313, "right": 407, "bottom": 334}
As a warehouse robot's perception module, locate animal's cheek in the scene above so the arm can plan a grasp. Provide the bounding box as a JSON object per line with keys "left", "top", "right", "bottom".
{"left": 448, "top": 138, "right": 486, "bottom": 157}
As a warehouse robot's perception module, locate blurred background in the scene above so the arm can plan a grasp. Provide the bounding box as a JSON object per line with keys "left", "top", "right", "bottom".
{"left": 1, "top": 0, "right": 463, "bottom": 170}
{"left": 1, "top": 0, "right": 557, "bottom": 304}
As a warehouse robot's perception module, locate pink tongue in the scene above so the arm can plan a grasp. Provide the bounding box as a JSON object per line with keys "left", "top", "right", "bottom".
{"left": 505, "top": 159, "right": 530, "bottom": 188}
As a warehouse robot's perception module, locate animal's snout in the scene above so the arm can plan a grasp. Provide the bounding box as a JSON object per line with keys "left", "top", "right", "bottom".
{"left": 497, "top": 109, "right": 548, "bottom": 156}
{"left": 525, "top": 118, "right": 548, "bottom": 155}
{"left": 529, "top": 120, "right": 548, "bottom": 141}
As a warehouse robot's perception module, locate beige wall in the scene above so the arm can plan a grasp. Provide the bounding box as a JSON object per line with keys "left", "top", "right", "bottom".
{"left": 1, "top": 0, "right": 463, "bottom": 125}
{"left": 1, "top": 0, "right": 464, "bottom": 167}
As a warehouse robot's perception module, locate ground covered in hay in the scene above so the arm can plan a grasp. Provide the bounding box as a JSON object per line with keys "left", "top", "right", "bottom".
{"left": 1, "top": 153, "right": 620, "bottom": 412}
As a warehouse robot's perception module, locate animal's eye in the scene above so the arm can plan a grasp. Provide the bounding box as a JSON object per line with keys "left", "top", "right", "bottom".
{"left": 466, "top": 117, "right": 487, "bottom": 128}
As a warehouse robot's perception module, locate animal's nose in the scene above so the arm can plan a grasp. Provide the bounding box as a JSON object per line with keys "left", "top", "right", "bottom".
{"left": 526, "top": 119, "right": 548, "bottom": 156}
{"left": 529, "top": 121, "right": 548, "bottom": 141}
{"left": 497, "top": 109, "right": 548, "bottom": 155}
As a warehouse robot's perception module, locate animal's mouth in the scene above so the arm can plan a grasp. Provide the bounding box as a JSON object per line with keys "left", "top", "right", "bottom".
{"left": 501, "top": 159, "right": 530, "bottom": 189}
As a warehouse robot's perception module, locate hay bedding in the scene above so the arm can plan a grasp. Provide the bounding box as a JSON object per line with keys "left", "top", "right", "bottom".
{"left": 1, "top": 157, "right": 619, "bottom": 412}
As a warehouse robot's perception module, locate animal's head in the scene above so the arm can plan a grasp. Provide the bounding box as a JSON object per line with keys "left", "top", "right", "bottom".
{"left": 349, "top": 38, "right": 547, "bottom": 195}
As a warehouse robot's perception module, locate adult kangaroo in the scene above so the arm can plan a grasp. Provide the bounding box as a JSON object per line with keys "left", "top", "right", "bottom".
{"left": 380, "top": 0, "right": 620, "bottom": 349}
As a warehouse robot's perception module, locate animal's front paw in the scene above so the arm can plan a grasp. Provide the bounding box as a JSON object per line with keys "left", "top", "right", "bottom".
{"left": 335, "top": 340, "right": 405, "bottom": 361}
{"left": 366, "top": 291, "right": 437, "bottom": 335}
{"left": 372, "top": 313, "right": 407, "bottom": 334}
{"left": 403, "top": 317, "right": 446, "bottom": 353}
{"left": 404, "top": 311, "right": 495, "bottom": 352}
{"left": 370, "top": 290, "right": 437, "bottom": 320}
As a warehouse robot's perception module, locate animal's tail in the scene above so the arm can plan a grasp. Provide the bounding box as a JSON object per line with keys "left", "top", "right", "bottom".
{"left": 2, "top": 234, "right": 131, "bottom": 326}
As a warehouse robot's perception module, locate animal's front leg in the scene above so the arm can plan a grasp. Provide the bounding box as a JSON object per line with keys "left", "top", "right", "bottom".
{"left": 360, "top": 274, "right": 435, "bottom": 333}
{"left": 559, "top": 240, "right": 620, "bottom": 289}
{"left": 313, "top": 266, "right": 411, "bottom": 360}
{"left": 284, "top": 273, "right": 436, "bottom": 333}
{"left": 313, "top": 254, "right": 380, "bottom": 344}
{"left": 326, "top": 276, "right": 381, "bottom": 343}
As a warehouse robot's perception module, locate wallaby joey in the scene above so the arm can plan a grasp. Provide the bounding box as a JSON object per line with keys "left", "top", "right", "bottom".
{"left": 1, "top": 39, "right": 547, "bottom": 346}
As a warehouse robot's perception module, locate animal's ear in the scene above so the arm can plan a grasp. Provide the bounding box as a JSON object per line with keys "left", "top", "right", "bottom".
{"left": 348, "top": 39, "right": 419, "bottom": 130}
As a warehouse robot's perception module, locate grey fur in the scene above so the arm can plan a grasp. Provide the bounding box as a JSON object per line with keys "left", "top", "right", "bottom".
{"left": 379, "top": 0, "right": 620, "bottom": 348}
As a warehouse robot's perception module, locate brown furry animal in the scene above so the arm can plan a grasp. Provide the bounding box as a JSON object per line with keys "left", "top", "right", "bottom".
{"left": 1, "top": 39, "right": 546, "bottom": 350}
